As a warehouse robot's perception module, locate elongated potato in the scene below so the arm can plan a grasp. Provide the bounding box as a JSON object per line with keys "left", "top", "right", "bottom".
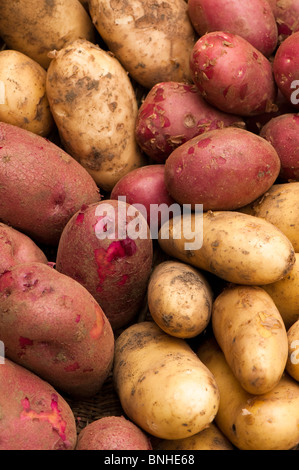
{"left": 46, "top": 39, "right": 144, "bottom": 191}
{"left": 0, "top": 0, "right": 95, "bottom": 69}
{"left": 158, "top": 210, "right": 296, "bottom": 285}
{"left": 197, "top": 337, "right": 299, "bottom": 450}
{"left": 113, "top": 321, "right": 220, "bottom": 440}
{"left": 147, "top": 260, "right": 213, "bottom": 338}
{"left": 212, "top": 285, "right": 288, "bottom": 394}
{"left": 286, "top": 320, "right": 299, "bottom": 382}
{"left": 88, "top": 0, "right": 196, "bottom": 89}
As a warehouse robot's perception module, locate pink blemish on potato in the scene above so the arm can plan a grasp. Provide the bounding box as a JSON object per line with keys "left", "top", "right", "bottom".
{"left": 223, "top": 86, "right": 230, "bottom": 98}
{"left": 293, "top": 115, "right": 299, "bottom": 123}
{"left": 253, "top": 51, "right": 259, "bottom": 60}
{"left": 118, "top": 274, "right": 129, "bottom": 286}
{"left": 197, "top": 138, "right": 212, "bottom": 149}
{"left": 153, "top": 87, "right": 165, "bottom": 103}
{"left": 278, "top": 24, "right": 292, "bottom": 36}
{"left": 20, "top": 394, "right": 70, "bottom": 446}
{"left": 64, "top": 362, "right": 80, "bottom": 372}
{"left": 188, "top": 146, "right": 195, "bottom": 154}
{"left": 75, "top": 314, "right": 81, "bottom": 323}
{"left": 90, "top": 307, "right": 104, "bottom": 339}
{"left": 76, "top": 212, "right": 85, "bottom": 225}
{"left": 19, "top": 336, "right": 33, "bottom": 349}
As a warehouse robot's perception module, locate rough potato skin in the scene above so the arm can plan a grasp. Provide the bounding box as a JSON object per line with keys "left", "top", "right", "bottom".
{"left": 0, "top": 122, "right": 101, "bottom": 246}
{"left": 268, "top": 0, "right": 299, "bottom": 40}
{"left": 0, "top": 262, "right": 115, "bottom": 398}
{"left": 190, "top": 31, "right": 277, "bottom": 116}
{"left": 0, "top": 358, "right": 77, "bottom": 450}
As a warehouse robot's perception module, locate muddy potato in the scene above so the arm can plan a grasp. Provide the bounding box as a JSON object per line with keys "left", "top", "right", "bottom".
{"left": 46, "top": 39, "right": 144, "bottom": 192}
{"left": 212, "top": 285, "right": 288, "bottom": 394}
{"left": 88, "top": 0, "right": 197, "bottom": 89}
{"left": 113, "top": 321, "right": 220, "bottom": 440}
{"left": 147, "top": 261, "right": 213, "bottom": 338}
{"left": 0, "top": 50, "right": 53, "bottom": 136}
{"left": 198, "top": 337, "right": 299, "bottom": 450}
{"left": 0, "top": 0, "right": 95, "bottom": 69}
{"left": 158, "top": 210, "right": 296, "bottom": 285}
{"left": 286, "top": 320, "right": 299, "bottom": 382}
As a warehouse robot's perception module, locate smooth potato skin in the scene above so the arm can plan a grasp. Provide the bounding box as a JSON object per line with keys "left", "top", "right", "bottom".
{"left": 164, "top": 127, "right": 281, "bottom": 210}
{"left": 46, "top": 39, "right": 144, "bottom": 192}
{"left": 113, "top": 321, "right": 220, "bottom": 440}
{"left": 212, "top": 285, "right": 288, "bottom": 394}
{"left": 0, "top": 262, "right": 115, "bottom": 398}
{"left": 88, "top": 0, "right": 196, "bottom": 89}
{"left": 0, "top": 122, "right": 101, "bottom": 246}
{"left": 286, "top": 320, "right": 299, "bottom": 381}
{"left": 0, "top": 358, "right": 77, "bottom": 450}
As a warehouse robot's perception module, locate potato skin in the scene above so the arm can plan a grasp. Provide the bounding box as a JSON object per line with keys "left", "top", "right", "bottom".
{"left": 76, "top": 416, "right": 152, "bottom": 450}
{"left": 0, "top": 50, "right": 53, "bottom": 136}
{"left": 198, "top": 337, "right": 299, "bottom": 450}
{"left": 0, "top": 262, "right": 115, "bottom": 398}
{"left": 158, "top": 210, "right": 296, "bottom": 285}
{"left": 286, "top": 319, "right": 299, "bottom": 381}
{"left": 113, "top": 321, "right": 220, "bottom": 440}
{"left": 147, "top": 261, "right": 213, "bottom": 338}
{"left": 190, "top": 31, "right": 277, "bottom": 116}
{"left": 212, "top": 285, "right": 288, "bottom": 394}
{"left": 0, "top": 0, "right": 95, "bottom": 69}
{"left": 88, "top": 0, "right": 196, "bottom": 89}
{"left": 164, "top": 127, "right": 281, "bottom": 211}
{"left": 46, "top": 39, "right": 144, "bottom": 192}
{"left": 0, "top": 122, "right": 101, "bottom": 246}
{"left": 0, "top": 358, "right": 77, "bottom": 450}
{"left": 268, "top": 0, "right": 299, "bottom": 39}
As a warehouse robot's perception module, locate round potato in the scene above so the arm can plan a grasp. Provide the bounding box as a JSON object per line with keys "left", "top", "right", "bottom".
{"left": 286, "top": 320, "right": 299, "bottom": 382}
{"left": 0, "top": 50, "right": 53, "bottom": 136}
{"left": 113, "top": 321, "right": 220, "bottom": 440}
{"left": 147, "top": 260, "right": 213, "bottom": 338}
{"left": 46, "top": 39, "right": 145, "bottom": 192}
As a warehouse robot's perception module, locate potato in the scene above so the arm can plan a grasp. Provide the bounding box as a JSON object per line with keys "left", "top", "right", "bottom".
{"left": 273, "top": 31, "right": 299, "bottom": 110}
{"left": 0, "top": 262, "right": 114, "bottom": 398}
{"left": 147, "top": 260, "right": 213, "bottom": 338}
{"left": 197, "top": 337, "right": 299, "bottom": 450}
{"left": 0, "top": 50, "right": 53, "bottom": 136}
{"left": 268, "top": 0, "right": 299, "bottom": 40}
{"left": 164, "top": 127, "right": 281, "bottom": 211}
{"left": 0, "top": 122, "right": 101, "bottom": 246}
{"left": 76, "top": 416, "right": 152, "bottom": 450}
{"left": 46, "top": 39, "right": 145, "bottom": 192}
{"left": 56, "top": 200, "right": 153, "bottom": 330}
{"left": 113, "top": 321, "right": 220, "bottom": 440}
{"left": 188, "top": 0, "right": 278, "bottom": 57}
{"left": 0, "top": 223, "right": 48, "bottom": 274}
{"left": 158, "top": 210, "right": 296, "bottom": 285}
{"left": 0, "top": 358, "right": 77, "bottom": 450}
{"left": 88, "top": 0, "right": 196, "bottom": 89}
{"left": 154, "top": 423, "right": 234, "bottom": 450}
{"left": 190, "top": 31, "right": 277, "bottom": 116}
{"left": 262, "top": 253, "right": 299, "bottom": 330}
{"left": 0, "top": 0, "right": 95, "bottom": 69}
{"left": 239, "top": 182, "right": 299, "bottom": 252}
{"left": 212, "top": 285, "right": 288, "bottom": 394}
{"left": 286, "top": 319, "right": 299, "bottom": 381}
{"left": 135, "top": 81, "right": 245, "bottom": 163}
{"left": 260, "top": 114, "right": 299, "bottom": 181}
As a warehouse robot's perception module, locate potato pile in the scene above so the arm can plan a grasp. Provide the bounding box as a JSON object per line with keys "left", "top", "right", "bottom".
{"left": 0, "top": 0, "right": 298, "bottom": 451}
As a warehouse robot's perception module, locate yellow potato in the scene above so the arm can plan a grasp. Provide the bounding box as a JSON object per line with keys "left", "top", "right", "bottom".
{"left": 147, "top": 260, "right": 213, "bottom": 338}
{"left": 113, "top": 321, "right": 220, "bottom": 440}
{"left": 158, "top": 210, "right": 296, "bottom": 285}
{"left": 88, "top": 0, "right": 196, "bottom": 89}
{"left": 0, "top": 50, "right": 53, "bottom": 136}
{"left": 262, "top": 253, "right": 299, "bottom": 330}
{"left": 0, "top": 0, "right": 95, "bottom": 69}
{"left": 286, "top": 320, "right": 299, "bottom": 382}
{"left": 240, "top": 182, "right": 299, "bottom": 251}
{"left": 212, "top": 285, "right": 288, "bottom": 394}
{"left": 197, "top": 336, "right": 299, "bottom": 450}
{"left": 46, "top": 39, "right": 145, "bottom": 191}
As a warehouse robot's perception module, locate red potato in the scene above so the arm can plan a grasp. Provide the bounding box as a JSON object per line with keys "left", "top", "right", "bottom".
{"left": 164, "top": 127, "right": 281, "bottom": 211}
{"left": 0, "top": 223, "right": 48, "bottom": 275}
{"left": 0, "top": 122, "right": 101, "bottom": 246}
{"left": 135, "top": 82, "right": 245, "bottom": 163}
{"left": 0, "top": 262, "right": 115, "bottom": 398}
{"left": 110, "top": 165, "right": 176, "bottom": 237}
{"left": 56, "top": 200, "right": 153, "bottom": 330}
{"left": 188, "top": 0, "right": 278, "bottom": 57}
{"left": 267, "top": 0, "right": 299, "bottom": 40}
{"left": 76, "top": 416, "right": 153, "bottom": 450}
{"left": 260, "top": 113, "right": 299, "bottom": 181}
{"left": 0, "top": 358, "right": 77, "bottom": 450}
{"left": 190, "top": 31, "right": 277, "bottom": 116}
{"left": 273, "top": 31, "right": 299, "bottom": 110}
